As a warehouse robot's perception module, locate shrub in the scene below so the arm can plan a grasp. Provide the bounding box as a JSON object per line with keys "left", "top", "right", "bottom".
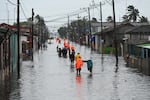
{"left": 103, "top": 47, "right": 115, "bottom": 54}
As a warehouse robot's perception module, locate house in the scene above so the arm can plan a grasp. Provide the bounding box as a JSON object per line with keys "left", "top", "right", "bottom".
{"left": 90, "top": 22, "right": 121, "bottom": 51}
{"left": 92, "top": 22, "right": 134, "bottom": 56}
{"left": 125, "top": 25, "right": 150, "bottom": 75}
{"left": 125, "top": 25, "right": 150, "bottom": 44}
{"left": 0, "top": 26, "right": 17, "bottom": 73}
{"left": 0, "top": 23, "right": 39, "bottom": 61}
{"left": 0, "top": 23, "right": 39, "bottom": 74}
{"left": 89, "top": 22, "right": 150, "bottom": 53}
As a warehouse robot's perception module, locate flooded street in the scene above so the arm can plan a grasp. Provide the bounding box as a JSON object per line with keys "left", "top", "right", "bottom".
{"left": 1, "top": 39, "right": 150, "bottom": 100}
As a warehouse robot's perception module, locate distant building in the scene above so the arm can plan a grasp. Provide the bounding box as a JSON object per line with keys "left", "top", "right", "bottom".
{"left": 124, "top": 25, "right": 150, "bottom": 76}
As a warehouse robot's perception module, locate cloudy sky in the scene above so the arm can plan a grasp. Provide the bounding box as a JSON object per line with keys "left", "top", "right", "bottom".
{"left": 0, "top": 0, "right": 149, "bottom": 32}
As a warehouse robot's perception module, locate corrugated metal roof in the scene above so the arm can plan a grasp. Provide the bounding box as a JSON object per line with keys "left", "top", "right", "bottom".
{"left": 125, "top": 25, "right": 150, "bottom": 33}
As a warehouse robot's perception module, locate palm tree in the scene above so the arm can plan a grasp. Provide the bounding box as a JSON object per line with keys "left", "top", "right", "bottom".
{"left": 106, "top": 16, "right": 113, "bottom": 22}
{"left": 127, "top": 5, "right": 139, "bottom": 22}
{"left": 91, "top": 17, "right": 97, "bottom": 22}
{"left": 139, "top": 16, "right": 149, "bottom": 23}
{"left": 122, "top": 15, "right": 129, "bottom": 22}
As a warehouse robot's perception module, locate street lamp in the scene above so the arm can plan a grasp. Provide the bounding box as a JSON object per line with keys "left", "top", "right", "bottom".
{"left": 88, "top": 7, "right": 92, "bottom": 48}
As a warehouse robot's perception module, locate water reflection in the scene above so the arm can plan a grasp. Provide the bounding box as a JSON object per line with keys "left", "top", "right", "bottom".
{"left": 70, "top": 63, "right": 74, "bottom": 72}
{"left": 87, "top": 74, "right": 93, "bottom": 79}
{"left": 0, "top": 70, "right": 10, "bottom": 100}
{"left": 1, "top": 40, "right": 150, "bottom": 100}
{"left": 87, "top": 74, "right": 93, "bottom": 100}
{"left": 0, "top": 70, "right": 20, "bottom": 100}
{"left": 101, "top": 55, "right": 104, "bottom": 72}
{"left": 75, "top": 75, "right": 84, "bottom": 100}
{"left": 111, "top": 73, "right": 120, "bottom": 100}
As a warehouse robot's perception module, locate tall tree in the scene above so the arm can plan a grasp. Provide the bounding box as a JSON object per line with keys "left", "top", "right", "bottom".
{"left": 58, "top": 18, "right": 89, "bottom": 43}
{"left": 33, "top": 15, "right": 49, "bottom": 44}
{"left": 91, "top": 17, "right": 97, "bottom": 22}
{"left": 122, "top": 15, "right": 129, "bottom": 22}
{"left": 139, "top": 16, "right": 149, "bottom": 23}
{"left": 106, "top": 16, "right": 113, "bottom": 22}
{"left": 127, "top": 5, "right": 139, "bottom": 22}
{"left": 58, "top": 27, "right": 67, "bottom": 38}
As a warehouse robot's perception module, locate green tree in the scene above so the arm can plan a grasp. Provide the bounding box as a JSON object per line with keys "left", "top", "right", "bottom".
{"left": 58, "top": 18, "right": 89, "bottom": 43}
{"left": 34, "top": 15, "right": 49, "bottom": 43}
{"left": 58, "top": 27, "right": 67, "bottom": 38}
{"left": 139, "top": 16, "right": 149, "bottom": 23}
{"left": 106, "top": 16, "right": 113, "bottom": 22}
{"left": 91, "top": 17, "right": 97, "bottom": 22}
{"left": 122, "top": 15, "right": 129, "bottom": 22}
{"left": 127, "top": 5, "right": 139, "bottom": 22}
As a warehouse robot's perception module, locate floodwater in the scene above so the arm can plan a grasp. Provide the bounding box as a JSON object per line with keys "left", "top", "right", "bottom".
{"left": 1, "top": 39, "right": 150, "bottom": 100}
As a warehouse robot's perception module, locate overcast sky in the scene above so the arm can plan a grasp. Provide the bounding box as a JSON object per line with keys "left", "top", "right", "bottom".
{"left": 0, "top": 0, "right": 149, "bottom": 32}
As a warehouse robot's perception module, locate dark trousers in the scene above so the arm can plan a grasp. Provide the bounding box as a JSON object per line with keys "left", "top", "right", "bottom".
{"left": 88, "top": 68, "right": 92, "bottom": 73}
{"left": 76, "top": 68, "right": 81, "bottom": 75}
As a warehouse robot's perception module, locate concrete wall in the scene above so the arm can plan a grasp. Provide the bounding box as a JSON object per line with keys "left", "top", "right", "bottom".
{"left": 128, "top": 56, "right": 150, "bottom": 76}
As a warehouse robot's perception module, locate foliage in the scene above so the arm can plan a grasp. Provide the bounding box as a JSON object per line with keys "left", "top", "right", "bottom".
{"left": 57, "top": 18, "right": 90, "bottom": 41}
{"left": 57, "top": 27, "right": 67, "bottom": 38}
{"left": 126, "top": 5, "right": 139, "bottom": 22}
{"left": 103, "top": 47, "right": 115, "bottom": 54}
{"left": 14, "top": 14, "right": 49, "bottom": 44}
{"left": 91, "top": 17, "right": 97, "bottom": 22}
{"left": 106, "top": 16, "right": 113, "bottom": 22}
{"left": 139, "top": 16, "right": 149, "bottom": 23}
{"left": 122, "top": 5, "right": 149, "bottom": 23}
{"left": 34, "top": 14, "right": 49, "bottom": 43}
{"left": 122, "top": 15, "right": 129, "bottom": 22}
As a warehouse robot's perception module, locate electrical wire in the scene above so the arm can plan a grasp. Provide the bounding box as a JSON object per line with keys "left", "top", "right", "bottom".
{"left": 105, "top": 0, "right": 112, "bottom": 5}
{"left": 20, "top": 4, "right": 28, "bottom": 20}
{"left": 20, "top": 0, "right": 30, "bottom": 16}
{"left": 3, "top": 0, "right": 106, "bottom": 27}
{"left": 7, "top": 0, "right": 16, "bottom": 6}
{"left": 45, "top": 7, "right": 88, "bottom": 23}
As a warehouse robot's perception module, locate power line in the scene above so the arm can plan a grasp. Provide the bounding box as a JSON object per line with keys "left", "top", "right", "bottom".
{"left": 7, "top": 0, "right": 16, "bottom": 6}
{"left": 20, "top": 4, "right": 28, "bottom": 20}
{"left": 45, "top": 16, "right": 68, "bottom": 23}
{"left": 105, "top": 0, "right": 112, "bottom": 5}
{"left": 5, "top": 0, "right": 28, "bottom": 23}
{"left": 20, "top": 0, "right": 30, "bottom": 16}
{"left": 3, "top": 0, "right": 107, "bottom": 26}
{"left": 44, "top": 6, "right": 96, "bottom": 23}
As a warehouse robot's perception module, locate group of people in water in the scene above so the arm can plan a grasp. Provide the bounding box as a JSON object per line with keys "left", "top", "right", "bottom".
{"left": 56, "top": 38, "right": 93, "bottom": 76}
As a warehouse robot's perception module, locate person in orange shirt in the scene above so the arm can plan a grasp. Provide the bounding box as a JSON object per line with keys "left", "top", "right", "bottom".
{"left": 63, "top": 38, "right": 67, "bottom": 47}
{"left": 75, "top": 56, "right": 83, "bottom": 75}
{"left": 71, "top": 45, "right": 75, "bottom": 51}
{"left": 67, "top": 42, "right": 71, "bottom": 56}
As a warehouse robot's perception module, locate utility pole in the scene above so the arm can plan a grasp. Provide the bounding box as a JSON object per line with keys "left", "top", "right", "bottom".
{"left": 67, "top": 16, "right": 69, "bottom": 40}
{"left": 112, "top": 0, "right": 118, "bottom": 69}
{"left": 38, "top": 18, "right": 40, "bottom": 51}
{"left": 17, "top": 0, "right": 20, "bottom": 78}
{"left": 88, "top": 7, "right": 92, "bottom": 48}
{"left": 100, "top": 2, "right": 104, "bottom": 56}
{"left": 31, "top": 8, "right": 34, "bottom": 61}
{"left": 99, "top": 2, "right": 103, "bottom": 53}
{"left": 77, "top": 14, "right": 80, "bottom": 44}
